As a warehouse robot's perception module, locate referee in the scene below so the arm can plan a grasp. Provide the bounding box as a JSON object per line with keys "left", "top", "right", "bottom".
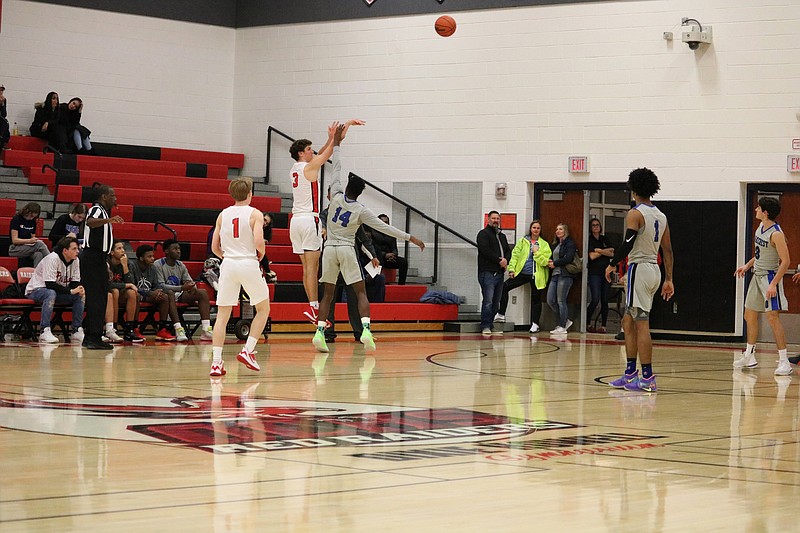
{"left": 81, "top": 184, "right": 123, "bottom": 349}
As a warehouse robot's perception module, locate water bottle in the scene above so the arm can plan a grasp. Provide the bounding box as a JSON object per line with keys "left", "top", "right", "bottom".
{"left": 12, "top": 122, "right": 19, "bottom": 136}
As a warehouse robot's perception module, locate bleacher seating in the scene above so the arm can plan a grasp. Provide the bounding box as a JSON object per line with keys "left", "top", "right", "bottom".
{"left": 1, "top": 135, "right": 457, "bottom": 338}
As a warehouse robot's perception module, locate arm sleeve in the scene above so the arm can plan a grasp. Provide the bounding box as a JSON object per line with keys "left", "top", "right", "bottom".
{"left": 610, "top": 229, "right": 638, "bottom": 267}
{"left": 329, "top": 147, "right": 345, "bottom": 198}
{"left": 357, "top": 227, "right": 378, "bottom": 259}
{"left": 45, "top": 281, "right": 71, "bottom": 295}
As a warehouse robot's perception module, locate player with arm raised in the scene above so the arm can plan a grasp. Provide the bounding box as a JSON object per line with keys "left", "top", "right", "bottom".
{"left": 312, "top": 124, "right": 424, "bottom": 353}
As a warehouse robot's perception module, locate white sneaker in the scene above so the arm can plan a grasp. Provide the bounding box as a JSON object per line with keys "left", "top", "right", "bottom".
{"left": 775, "top": 361, "right": 793, "bottom": 376}
{"left": 39, "top": 327, "right": 59, "bottom": 344}
{"left": 200, "top": 327, "right": 213, "bottom": 341}
{"left": 175, "top": 327, "right": 189, "bottom": 342}
{"left": 104, "top": 329, "right": 122, "bottom": 343}
{"left": 529, "top": 323, "right": 540, "bottom": 333}
{"left": 481, "top": 328, "right": 492, "bottom": 336}
{"left": 71, "top": 327, "right": 85, "bottom": 344}
{"left": 733, "top": 352, "right": 758, "bottom": 369}
{"left": 565, "top": 319, "right": 573, "bottom": 331}
{"left": 550, "top": 326, "right": 567, "bottom": 335}
{"left": 494, "top": 313, "right": 506, "bottom": 323}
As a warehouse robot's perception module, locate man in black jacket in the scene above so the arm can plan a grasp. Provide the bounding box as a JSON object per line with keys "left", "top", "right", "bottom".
{"left": 477, "top": 211, "right": 510, "bottom": 336}
{"left": 371, "top": 214, "right": 408, "bottom": 285}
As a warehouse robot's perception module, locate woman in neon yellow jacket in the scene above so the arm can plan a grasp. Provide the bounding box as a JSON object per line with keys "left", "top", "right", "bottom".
{"left": 494, "top": 220, "right": 552, "bottom": 333}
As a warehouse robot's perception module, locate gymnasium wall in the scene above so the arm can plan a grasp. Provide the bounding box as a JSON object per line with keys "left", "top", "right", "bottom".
{"left": 0, "top": 0, "right": 235, "bottom": 150}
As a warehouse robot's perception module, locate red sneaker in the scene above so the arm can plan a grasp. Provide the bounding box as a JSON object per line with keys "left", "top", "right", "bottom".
{"left": 156, "top": 328, "right": 176, "bottom": 341}
{"left": 209, "top": 361, "right": 226, "bottom": 377}
{"left": 237, "top": 349, "right": 261, "bottom": 371}
{"left": 303, "top": 305, "right": 318, "bottom": 324}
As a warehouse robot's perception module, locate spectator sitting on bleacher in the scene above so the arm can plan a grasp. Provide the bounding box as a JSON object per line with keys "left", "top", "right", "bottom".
{"left": 62, "top": 97, "right": 92, "bottom": 153}
{"left": 30, "top": 91, "right": 69, "bottom": 153}
{"left": 155, "top": 239, "right": 213, "bottom": 341}
{"left": 370, "top": 214, "right": 409, "bottom": 285}
{"left": 9, "top": 202, "right": 50, "bottom": 267}
{"left": 107, "top": 240, "right": 145, "bottom": 343}
{"left": 127, "top": 244, "right": 182, "bottom": 342}
{"left": 0, "top": 84, "right": 9, "bottom": 153}
{"left": 49, "top": 203, "right": 86, "bottom": 247}
{"left": 25, "top": 236, "right": 85, "bottom": 344}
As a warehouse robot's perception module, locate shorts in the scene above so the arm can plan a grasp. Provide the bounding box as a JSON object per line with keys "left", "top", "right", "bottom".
{"left": 320, "top": 245, "right": 364, "bottom": 286}
{"left": 290, "top": 215, "right": 321, "bottom": 254}
{"left": 745, "top": 272, "right": 788, "bottom": 312}
{"left": 216, "top": 257, "right": 270, "bottom": 307}
{"left": 625, "top": 262, "right": 661, "bottom": 318}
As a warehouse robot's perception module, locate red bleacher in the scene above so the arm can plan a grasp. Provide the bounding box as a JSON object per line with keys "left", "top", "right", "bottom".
{"left": 2, "top": 136, "right": 452, "bottom": 333}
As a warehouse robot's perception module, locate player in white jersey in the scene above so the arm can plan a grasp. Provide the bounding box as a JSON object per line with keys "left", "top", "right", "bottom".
{"left": 312, "top": 124, "right": 425, "bottom": 353}
{"left": 605, "top": 168, "right": 674, "bottom": 393}
{"left": 289, "top": 119, "right": 365, "bottom": 324}
{"left": 209, "top": 177, "right": 270, "bottom": 378}
{"left": 733, "top": 197, "right": 792, "bottom": 375}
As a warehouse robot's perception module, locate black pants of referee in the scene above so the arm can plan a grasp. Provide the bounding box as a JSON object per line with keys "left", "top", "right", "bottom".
{"left": 79, "top": 247, "right": 110, "bottom": 343}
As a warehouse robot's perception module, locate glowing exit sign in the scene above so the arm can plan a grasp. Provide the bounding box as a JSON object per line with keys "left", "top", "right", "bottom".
{"left": 568, "top": 156, "right": 590, "bottom": 173}
{"left": 789, "top": 155, "right": 800, "bottom": 173}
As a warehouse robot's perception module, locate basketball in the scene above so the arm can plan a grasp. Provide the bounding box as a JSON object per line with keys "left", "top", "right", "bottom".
{"left": 435, "top": 15, "right": 456, "bottom": 37}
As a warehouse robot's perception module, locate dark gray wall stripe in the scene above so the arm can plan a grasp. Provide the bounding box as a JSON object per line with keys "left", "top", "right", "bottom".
{"left": 28, "top": 0, "right": 613, "bottom": 28}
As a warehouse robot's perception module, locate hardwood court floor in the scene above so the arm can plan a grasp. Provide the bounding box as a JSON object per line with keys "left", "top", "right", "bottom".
{"left": 2, "top": 332, "right": 800, "bottom": 532}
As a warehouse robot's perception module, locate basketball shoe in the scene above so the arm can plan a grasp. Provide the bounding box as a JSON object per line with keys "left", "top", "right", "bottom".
{"left": 209, "top": 361, "right": 226, "bottom": 377}
{"left": 775, "top": 361, "right": 793, "bottom": 376}
{"left": 236, "top": 349, "right": 260, "bottom": 371}
{"left": 733, "top": 352, "right": 758, "bottom": 369}
{"left": 609, "top": 370, "right": 638, "bottom": 388}
{"left": 303, "top": 305, "right": 318, "bottom": 324}
{"left": 156, "top": 328, "right": 176, "bottom": 341}
{"left": 624, "top": 375, "right": 657, "bottom": 393}
{"left": 360, "top": 328, "right": 376, "bottom": 351}
{"left": 313, "top": 329, "right": 329, "bottom": 353}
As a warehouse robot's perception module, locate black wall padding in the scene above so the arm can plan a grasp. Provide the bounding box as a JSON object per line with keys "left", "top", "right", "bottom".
{"left": 91, "top": 142, "right": 162, "bottom": 160}
{"left": 59, "top": 154, "right": 77, "bottom": 170}
{"left": 649, "top": 201, "right": 737, "bottom": 333}
{"left": 132, "top": 206, "right": 220, "bottom": 226}
{"left": 55, "top": 169, "right": 80, "bottom": 185}
{"left": 272, "top": 283, "right": 308, "bottom": 303}
{"left": 185, "top": 163, "right": 208, "bottom": 178}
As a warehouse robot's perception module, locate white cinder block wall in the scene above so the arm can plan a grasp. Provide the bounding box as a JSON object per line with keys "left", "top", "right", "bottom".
{"left": 1, "top": 0, "right": 235, "bottom": 149}
{"left": 3, "top": 0, "right": 800, "bottom": 330}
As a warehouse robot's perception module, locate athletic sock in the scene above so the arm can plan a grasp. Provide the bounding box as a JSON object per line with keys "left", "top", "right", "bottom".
{"left": 245, "top": 336, "right": 258, "bottom": 353}
{"left": 778, "top": 348, "right": 788, "bottom": 363}
{"left": 625, "top": 358, "right": 637, "bottom": 375}
{"left": 212, "top": 346, "right": 223, "bottom": 364}
{"left": 745, "top": 343, "right": 756, "bottom": 356}
{"left": 642, "top": 364, "right": 653, "bottom": 379}
{"left": 310, "top": 300, "right": 319, "bottom": 309}
{"left": 201, "top": 319, "right": 211, "bottom": 329}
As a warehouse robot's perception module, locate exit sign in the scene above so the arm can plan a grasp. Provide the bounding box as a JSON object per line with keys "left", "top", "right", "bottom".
{"left": 789, "top": 155, "right": 800, "bottom": 173}
{"left": 569, "top": 156, "right": 589, "bottom": 173}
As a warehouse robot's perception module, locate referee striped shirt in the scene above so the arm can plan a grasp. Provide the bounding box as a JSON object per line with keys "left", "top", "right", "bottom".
{"left": 83, "top": 204, "right": 113, "bottom": 253}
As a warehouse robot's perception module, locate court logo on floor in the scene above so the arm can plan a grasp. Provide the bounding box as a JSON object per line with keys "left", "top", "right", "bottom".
{"left": 0, "top": 396, "right": 578, "bottom": 454}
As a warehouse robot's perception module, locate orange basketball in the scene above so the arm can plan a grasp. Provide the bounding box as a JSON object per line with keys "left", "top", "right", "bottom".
{"left": 435, "top": 15, "right": 456, "bottom": 38}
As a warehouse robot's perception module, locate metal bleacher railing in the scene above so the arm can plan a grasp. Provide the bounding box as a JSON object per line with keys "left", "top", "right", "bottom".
{"left": 265, "top": 126, "right": 476, "bottom": 284}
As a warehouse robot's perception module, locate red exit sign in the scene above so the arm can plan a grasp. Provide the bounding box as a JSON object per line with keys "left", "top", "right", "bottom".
{"left": 568, "top": 156, "right": 589, "bottom": 173}
{"left": 789, "top": 155, "right": 800, "bottom": 173}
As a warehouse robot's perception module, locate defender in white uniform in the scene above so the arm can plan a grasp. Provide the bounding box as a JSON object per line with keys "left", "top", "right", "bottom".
{"left": 209, "top": 177, "right": 270, "bottom": 377}
{"left": 734, "top": 197, "right": 792, "bottom": 375}
{"left": 605, "top": 168, "right": 674, "bottom": 393}
{"left": 289, "top": 120, "right": 364, "bottom": 324}
{"left": 312, "top": 124, "right": 425, "bottom": 354}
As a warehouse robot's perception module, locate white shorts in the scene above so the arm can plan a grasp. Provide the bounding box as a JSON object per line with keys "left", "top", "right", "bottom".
{"left": 290, "top": 215, "right": 321, "bottom": 254}
{"left": 625, "top": 262, "right": 661, "bottom": 318}
{"left": 216, "top": 257, "right": 270, "bottom": 307}
{"left": 745, "top": 272, "right": 788, "bottom": 312}
{"left": 320, "top": 245, "right": 364, "bottom": 286}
